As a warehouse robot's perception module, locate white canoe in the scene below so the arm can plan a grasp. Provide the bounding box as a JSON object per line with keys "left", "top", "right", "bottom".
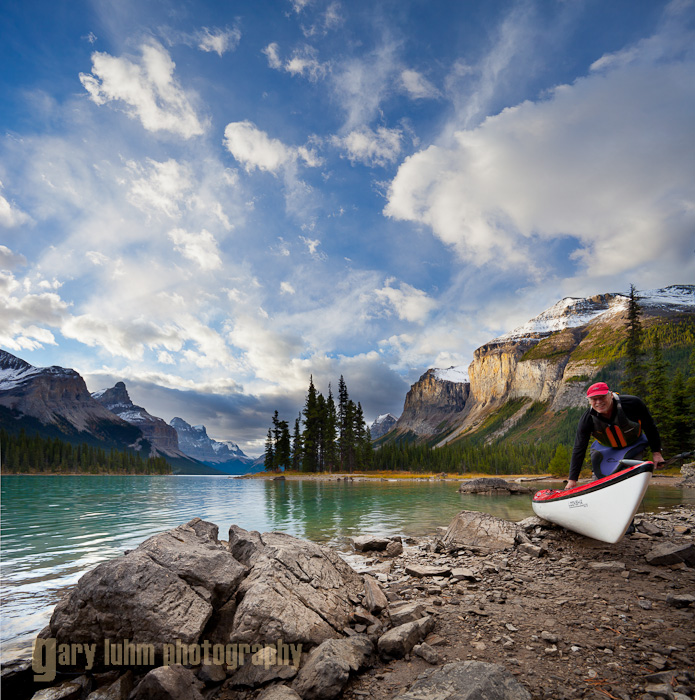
{"left": 531, "top": 460, "right": 654, "bottom": 543}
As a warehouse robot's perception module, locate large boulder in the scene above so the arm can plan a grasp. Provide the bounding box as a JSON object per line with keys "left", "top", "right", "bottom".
{"left": 49, "top": 519, "right": 244, "bottom": 652}
{"left": 130, "top": 665, "right": 204, "bottom": 700}
{"left": 396, "top": 661, "right": 531, "bottom": 699}
{"left": 292, "top": 635, "right": 375, "bottom": 700}
{"left": 442, "top": 511, "right": 519, "bottom": 552}
{"left": 223, "top": 528, "right": 365, "bottom": 648}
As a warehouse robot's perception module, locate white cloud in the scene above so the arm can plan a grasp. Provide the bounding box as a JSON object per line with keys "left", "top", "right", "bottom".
{"left": 335, "top": 126, "right": 402, "bottom": 167}
{"left": 385, "top": 19, "right": 695, "bottom": 278}
{"left": 86, "top": 251, "right": 109, "bottom": 266}
{"left": 0, "top": 182, "right": 32, "bottom": 228}
{"left": 0, "top": 245, "right": 27, "bottom": 271}
{"left": 223, "top": 121, "right": 320, "bottom": 173}
{"left": 262, "top": 43, "right": 282, "bottom": 70}
{"left": 374, "top": 280, "right": 437, "bottom": 324}
{"left": 400, "top": 70, "right": 440, "bottom": 100}
{"left": 168, "top": 228, "right": 222, "bottom": 270}
{"left": 127, "top": 158, "right": 193, "bottom": 218}
{"left": 79, "top": 40, "right": 205, "bottom": 138}
{"left": 197, "top": 27, "right": 241, "bottom": 56}
{"left": 265, "top": 43, "right": 328, "bottom": 82}
{"left": 280, "top": 281, "right": 296, "bottom": 295}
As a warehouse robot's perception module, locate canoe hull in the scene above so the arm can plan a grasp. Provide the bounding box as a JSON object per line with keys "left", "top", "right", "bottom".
{"left": 531, "top": 461, "right": 654, "bottom": 543}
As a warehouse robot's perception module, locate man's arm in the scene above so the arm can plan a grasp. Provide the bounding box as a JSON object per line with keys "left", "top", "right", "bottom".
{"left": 622, "top": 395, "right": 664, "bottom": 464}
{"left": 567, "top": 411, "right": 592, "bottom": 487}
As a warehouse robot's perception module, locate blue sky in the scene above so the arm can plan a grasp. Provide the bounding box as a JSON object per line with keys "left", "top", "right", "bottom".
{"left": 1, "top": 0, "right": 693, "bottom": 455}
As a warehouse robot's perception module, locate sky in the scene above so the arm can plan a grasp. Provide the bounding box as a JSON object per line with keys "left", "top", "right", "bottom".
{"left": 1, "top": 0, "right": 694, "bottom": 456}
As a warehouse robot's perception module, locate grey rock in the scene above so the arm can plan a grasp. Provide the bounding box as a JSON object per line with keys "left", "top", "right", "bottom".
{"left": 405, "top": 564, "right": 452, "bottom": 577}
{"left": 131, "top": 664, "right": 204, "bottom": 700}
{"left": 588, "top": 561, "right": 625, "bottom": 571}
{"left": 395, "top": 660, "right": 531, "bottom": 700}
{"left": 31, "top": 682, "right": 82, "bottom": 700}
{"left": 229, "top": 529, "right": 364, "bottom": 647}
{"left": 665, "top": 593, "right": 695, "bottom": 608}
{"left": 442, "top": 511, "right": 519, "bottom": 552}
{"left": 377, "top": 616, "right": 435, "bottom": 660}
{"left": 645, "top": 543, "right": 695, "bottom": 567}
{"left": 386, "top": 540, "right": 404, "bottom": 557}
{"left": 228, "top": 524, "right": 265, "bottom": 566}
{"left": 257, "top": 687, "right": 303, "bottom": 700}
{"left": 227, "top": 645, "right": 298, "bottom": 688}
{"left": 85, "top": 671, "right": 133, "bottom": 700}
{"left": 49, "top": 549, "right": 212, "bottom": 651}
{"left": 352, "top": 536, "right": 390, "bottom": 552}
{"left": 137, "top": 518, "right": 246, "bottom": 608}
{"left": 197, "top": 663, "right": 227, "bottom": 685}
{"left": 292, "top": 635, "right": 374, "bottom": 700}
{"left": 451, "top": 567, "right": 478, "bottom": 581}
{"left": 388, "top": 601, "right": 428, "bottom": 626}
{"left": 517, "top": 542, "right": 546, "bottom": 558}
{"left": 413, "top": 642, "right": 440, "bottom": 664}
{"left": 363, "top": 575, "right": 388, "bottom": 615}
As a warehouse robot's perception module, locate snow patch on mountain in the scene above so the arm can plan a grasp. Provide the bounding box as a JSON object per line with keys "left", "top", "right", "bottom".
{"left": 433, "top": 366, "right": 470, "bottom": 384}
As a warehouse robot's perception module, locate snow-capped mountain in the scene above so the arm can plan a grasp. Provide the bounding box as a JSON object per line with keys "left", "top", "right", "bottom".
{"left": 0, "top": 349, "right": 139, "bottom": 442}
{"left": 170, "top": 417, "right": 250, "bottom": 464}
{"left": 494, "top": 285, "right": 694, "bottom": 344}
{"left": 369, "top": 413, "right": 398, "bottom": 439}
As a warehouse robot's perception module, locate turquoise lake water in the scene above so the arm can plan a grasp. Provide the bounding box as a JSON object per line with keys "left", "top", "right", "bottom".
{"left": 1, "top": 474, "right": 692, "bottom": 662}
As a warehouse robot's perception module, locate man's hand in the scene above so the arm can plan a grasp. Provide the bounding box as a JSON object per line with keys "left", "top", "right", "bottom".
{"left": 564, "top": 480, "right": 577, "bottom": 490}
{"left": 652, "top": 451, "right": 665, "bottom": 468}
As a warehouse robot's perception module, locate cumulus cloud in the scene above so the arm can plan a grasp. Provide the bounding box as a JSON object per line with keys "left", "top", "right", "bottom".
{"left": 334, "top": 126, "right": 402, "bottom": 167}
{"left": 223, "top": 121, "right": 321, "bottom": 173}
{"left": 385, "top": 19, "right": 695, "bottom": 278}
{"left": 79, "top": 40, "right": 205, "bottom": 138}
{"left": 400, "top": 70, "right": 440, "bottom": 100}
{"left": 0, "top": 270, "right": 68, "bottom": 351}
{"left": 168, "top": 228, "right": 222, "bottom": 270}
{"left": 373, "top": 280, "right": 437, "bottom": 324}
{"left": 0, "top": 245, "right": 27, "bottom": 271}
{"left": 197, "top": 27, "right": 241, "bottom": 56}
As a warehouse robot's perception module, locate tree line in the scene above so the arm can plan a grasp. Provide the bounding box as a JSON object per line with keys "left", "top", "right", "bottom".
{"left": 264, "top": 375, "right": 373, "bottom": 472}
{"left": 0, "top": 429, "right": 172, "bottom": 475}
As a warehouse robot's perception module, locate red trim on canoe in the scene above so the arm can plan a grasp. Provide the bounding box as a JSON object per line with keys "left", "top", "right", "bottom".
{"left": 533, "top": 461, "right": 653, "bottom": 503}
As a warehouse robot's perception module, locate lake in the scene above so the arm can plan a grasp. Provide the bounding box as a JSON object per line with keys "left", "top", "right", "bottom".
{"left": 1, "top": 474, "right": 692, "bottom": 662}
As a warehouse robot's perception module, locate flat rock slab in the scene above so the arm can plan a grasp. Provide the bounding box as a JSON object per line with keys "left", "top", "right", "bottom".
{"left": 352, "top": 536, "right": 390, "bottom": 552}
{"left": 442, "top": 511, "right": 519, "bottom": 552}
{"left": 645, "top": 542, "right": 695, "bottom": 567}
{"left": 405, "top": 564, "right": 452, "bottom": 578}
{"left": 395, "top": 661, "right": 531, "bottom": 700}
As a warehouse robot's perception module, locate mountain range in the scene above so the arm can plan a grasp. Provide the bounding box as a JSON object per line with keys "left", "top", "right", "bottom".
{"left": 383, "top": 284, "right": 694, "bottom": 447}
{"left": 0, "top": 352, "right": 257, "bottom": 475}
{"left": 2, "top": 284, "right": 693, "bottom": 472}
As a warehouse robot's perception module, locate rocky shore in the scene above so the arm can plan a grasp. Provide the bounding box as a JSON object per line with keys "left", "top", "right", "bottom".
{"left": 2, "top": 502, "right": 694, "bottom": 700}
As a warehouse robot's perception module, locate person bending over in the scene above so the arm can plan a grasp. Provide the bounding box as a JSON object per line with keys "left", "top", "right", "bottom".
{"left": 565, "top": 382, "right": 664, "bottom": 490}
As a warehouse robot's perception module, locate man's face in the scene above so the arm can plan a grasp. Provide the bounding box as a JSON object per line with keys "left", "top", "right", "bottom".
{"left": 588, "top": 393, "right": 613, "bottom": 414}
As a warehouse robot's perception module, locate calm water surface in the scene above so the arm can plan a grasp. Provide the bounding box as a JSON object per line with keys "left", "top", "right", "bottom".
{"left": 1, "top": 474, "right": 692, "bottom": 661}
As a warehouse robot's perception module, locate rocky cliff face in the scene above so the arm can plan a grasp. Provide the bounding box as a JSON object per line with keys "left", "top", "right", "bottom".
{"left": 171, "top": 417, "right": 249, "bottom": 464}
{"left": 0, "top": 350, "right": 140, "bottom": 442}
{"left": 92, "top": 382, "right": 180, "bottom": 452}
{"left": 394, "top": 369, "right": 470, "bottom": 437}
{"left": 392, "top": 285, "right": 695, "bottom": 444}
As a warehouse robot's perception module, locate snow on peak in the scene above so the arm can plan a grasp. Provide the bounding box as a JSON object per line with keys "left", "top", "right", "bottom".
{"left": 375, "top": 413, "right": 397, "bottom": 424}
{"left": 434, "top": 366, "right": 470, "bottom": 384}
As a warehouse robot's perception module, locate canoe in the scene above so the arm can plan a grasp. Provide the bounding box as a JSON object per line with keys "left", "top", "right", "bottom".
{"left": 531, "top": 460, "right": 654, "bottom": 543}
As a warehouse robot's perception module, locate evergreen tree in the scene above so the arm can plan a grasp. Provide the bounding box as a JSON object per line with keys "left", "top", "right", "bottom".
{"left": 275, "top": 420, "right": 291, "bottom": 470}
{"left": 264, "top": 428, "right": 275, "bottom": 472}
{"left": 547, "top": 444, "right": 570, "bottom": 478}
{"left": 323, "top": 385, "right": 339, "bottom": 472}
{"left": 646, "top": 335, "right": 670, "bottom": 442}
{"left": 670, "top": 370, "right": 691, "bottom": 455}
{"left": 686, "top": 349, "right": 695, "bottom": 446}
{"left": 291, "top": 416, "right": 303, "bottom": 471}
{"left": 302, "top": 376, "right": 321, "bottom": 472}
{"left": 624, "top": 284, "right": 647, "bottom": 397}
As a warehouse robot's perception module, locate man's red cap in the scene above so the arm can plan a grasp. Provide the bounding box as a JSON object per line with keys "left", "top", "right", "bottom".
{"left": 587, "top": 382, "right": 611, "bottom": 398}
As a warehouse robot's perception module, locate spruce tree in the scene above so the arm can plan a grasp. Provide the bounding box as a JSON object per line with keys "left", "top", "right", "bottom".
{"left": 275, "top": 420, "right": 291, "bottom": 470}
{"left": 291, "top": 416, "right": 303, "bottom": 471}
{"left": 624, "top": 284, "right": 646, "bottom": 397}
{"left": 302, "top": 376, "right": 321, "bottom": 472}
{"left": 670, "top": 370, "right": 690, "bottom": 455}
{"left": 686, "top": 349, "right": 695, "bottom": 446}
{"left": 264, "top": 428, "right": 275, "bottom": 472}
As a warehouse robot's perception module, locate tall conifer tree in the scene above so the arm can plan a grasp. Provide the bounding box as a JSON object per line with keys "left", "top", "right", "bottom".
{"left": 624, "top": 284, "right": 646, "bottom": 397}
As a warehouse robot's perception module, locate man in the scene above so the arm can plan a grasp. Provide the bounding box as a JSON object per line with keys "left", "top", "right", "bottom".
{"left": 565, "top": 381, "right": 664, "bottom": 490}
